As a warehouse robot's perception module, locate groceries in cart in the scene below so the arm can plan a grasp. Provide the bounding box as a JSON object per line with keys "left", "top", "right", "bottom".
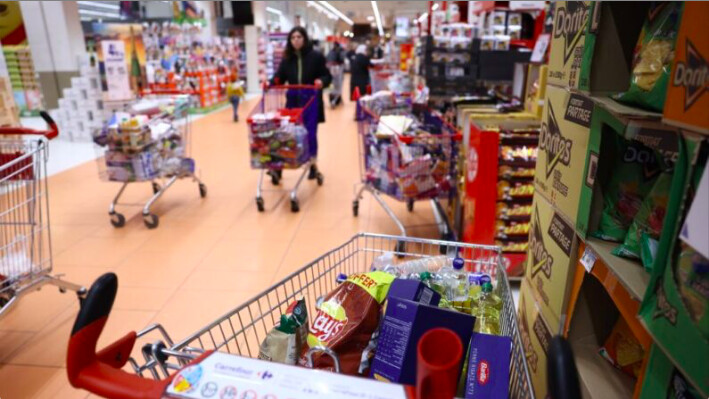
{"left": 248, "top": 110, "right": 310, "bottom": 169}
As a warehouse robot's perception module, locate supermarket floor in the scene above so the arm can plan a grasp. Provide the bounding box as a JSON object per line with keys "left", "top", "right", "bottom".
{"left": 0, "top": 87, "right": 443, "bottom": 397}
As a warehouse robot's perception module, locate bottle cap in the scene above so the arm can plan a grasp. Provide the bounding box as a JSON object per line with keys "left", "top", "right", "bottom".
{"left": 482, "top": 282, "right": 493, "bottom": 293}
{"left": 420, "top": 271, "right": 431, "bottom": 281}
{"left": 480, "top": 274, "right": 492, "bottom": 286}
{"left": 452, "top": 257, "right": 465, "bottom": 270}
{"left": 336, "top": 273, "right": 348, "bottom": 283}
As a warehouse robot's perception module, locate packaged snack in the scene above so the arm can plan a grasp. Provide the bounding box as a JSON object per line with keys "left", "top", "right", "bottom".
{"left": 258, "top": 298, "right": 308, "bottom": 365}
{"left": 613, "top": 172, "right": 672, "bottom": 269}
{"left": 675, "top": 244, "right": 709, "bottom": 340}
{"left": 299, "top": 271, "right": 394, "bottom": 375}
{"left": 592, "top": 138, "right": 660, "bottom": 242}
{"left": 598, "top": 317, "right": 645, "bottom": 378}
{"left": 615, "top": 2, "right": 683, "bottom": 112}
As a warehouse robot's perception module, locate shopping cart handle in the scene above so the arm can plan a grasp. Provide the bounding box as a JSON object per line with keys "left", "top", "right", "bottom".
{"left": 67, "top": 273, "right": 170, "bottom": 399}
{"left": 547, "top": 336, "right": 581, "bottom": 399}
{"left": 0, "top": 111, "right": 58, "bottom": 139}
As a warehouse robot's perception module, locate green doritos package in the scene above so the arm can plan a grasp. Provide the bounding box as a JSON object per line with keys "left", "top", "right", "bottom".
{"left": 615, "top": 2, "right": 683, "bottom": 112}
{"left": 592, "top": 138, "right": 660, "bottom": 242}
{"left": 676, "top": 244, "right": 709, "bottom": 341}
{"left": 612, "top": 172, "right": 672, "bottom": 270}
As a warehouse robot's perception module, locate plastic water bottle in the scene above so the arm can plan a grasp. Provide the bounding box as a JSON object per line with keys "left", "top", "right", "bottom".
{"left": 389, "top": 255, "right": 452, "bottom": 279}
{"left": 441, "top": 258, "right": 470, "bottom": 313}
{"left": 473, "top": 282, "right": 502, "bottom": 335}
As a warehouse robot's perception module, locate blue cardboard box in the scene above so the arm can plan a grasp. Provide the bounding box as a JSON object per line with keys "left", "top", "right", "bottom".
{"left": 371, "top": 297, "right": 475, "bottom": 385}
{"left": 464, "top": 333, "right": 511, "bottom": 399}
{"left": 387, "top": 278, "right": 441, "bottom": 306}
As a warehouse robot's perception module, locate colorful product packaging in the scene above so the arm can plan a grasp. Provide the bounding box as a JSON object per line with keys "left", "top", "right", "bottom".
{"left": 464, "top": 333, "right": 511, "bottom": 399}
{"left": 258, "top": 298, "right": 308, "bottom": 365}
{"left": 547, "top": 1, "right": 592, "bottom": 88}
{"left": 387, "top": 278, "right": 441, "bottom": 307}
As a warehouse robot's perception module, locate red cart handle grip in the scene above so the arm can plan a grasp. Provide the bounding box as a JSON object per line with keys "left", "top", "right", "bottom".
{"left": 0, "top": 111, "right": 58, "bottom": 139}
{"left": 67, "top": 273, "right": 170, "bottom": 399}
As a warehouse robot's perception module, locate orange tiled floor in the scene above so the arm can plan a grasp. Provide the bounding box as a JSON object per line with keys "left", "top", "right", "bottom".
{"left": 0, "top": 92, "right": 443, "bottom": 397}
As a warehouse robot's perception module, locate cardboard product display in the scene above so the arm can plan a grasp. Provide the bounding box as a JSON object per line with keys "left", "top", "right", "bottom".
{"left": 546, "top": 1, "right": 592, "bottom": 89}
{"left": 534, "top": 84, "right": 592, "bottom": 227}
{"left": 640, "top": 134, "right": 709, "bottom": 398}
{"left": 663, "top": 2, "right": 709, "bottom": 134}
{"left": 525, "top": 192, "right": 579, "bottom": 333}
{"left": 578, "top": 2, "right": 651, "bottom": 95}
{"left": 517, "top": 279, "right": 552, "bottom": 399}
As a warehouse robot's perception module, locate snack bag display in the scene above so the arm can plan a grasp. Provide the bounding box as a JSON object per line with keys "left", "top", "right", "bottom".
{"left": 592, "top": 138, "right": 660, "bottom": 242}
{"left": 615, "top": 2, "right": 683, "bottom": 112}
{"left": 613, "top": 172, "right": 672, "bottom": 269}
{"left": 675, "top": 244, "right": 709, "bottom": 341}
{"left": 299, "top": 271, "right": 394, "bottom": 375}
{"left": 258, "top": 298, "right": 308, "bottom": 365}
{"left": 598, "top": 317, "right": 645, "bottom": 378}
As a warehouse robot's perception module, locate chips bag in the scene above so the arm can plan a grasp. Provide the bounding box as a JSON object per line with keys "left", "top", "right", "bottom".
{"left": 613, "top": 172, "right": 672, "bottom": 269}
{"left": 598, "top": 317, "right": 645, "bottom": 378}
{"left": 258, "top": 298, "right": 308, "bottom": 365}
{"left": 592, "top": 138, "right": 660, "bottom": 242}
{"left": 615, "top": 2, "right": 683, "bottom": 112}
{"left": 675, "top": 244, "right": 709, "bottom": 341}
{"left": 299, "top": 271, "right": 394, "bottom": 375}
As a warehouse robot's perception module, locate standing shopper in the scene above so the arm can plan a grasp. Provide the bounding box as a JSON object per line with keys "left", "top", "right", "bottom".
{"left": 326, "top": 42, "right": 345, "bottom": 107}
{"left": 271, "top": 27, "right": 331, "bottom": 179}
{"left": 350, "top": 44, "right": 372, "bottom": 100}
{"left": 226, "top": 80, "right": 244, "bottom": 122}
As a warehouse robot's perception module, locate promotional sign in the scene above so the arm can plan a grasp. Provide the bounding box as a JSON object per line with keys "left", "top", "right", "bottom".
{"left": 101, "top": 40, "right": 132, "bottom": 100}
{"left": 395, "top": 17, "right": 410, "bottom": 38}
{"left": 547, "top": 1, "right": 591, "bottom": 88}
{"left": 92, "top": 23, "right": 146, "bottom": 97}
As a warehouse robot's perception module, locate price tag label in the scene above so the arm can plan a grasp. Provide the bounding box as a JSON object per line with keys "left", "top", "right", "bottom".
{"left": 580, "top": 246, "right": 597, "bottom": 273}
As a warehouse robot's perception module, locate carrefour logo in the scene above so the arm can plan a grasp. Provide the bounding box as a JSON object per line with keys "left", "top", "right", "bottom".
{"left": 553, "top": 2, "right": 589, "bottom": 64}
{"left": 673, "top": 39, "right": 708, "bottom": 111}
{"left": 540, "top": 103, "right": 573, "bottom": 179}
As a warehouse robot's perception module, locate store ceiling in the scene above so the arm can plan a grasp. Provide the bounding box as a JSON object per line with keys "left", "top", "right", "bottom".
{"left": 330, "top": 1, "right": 428, "bottom": 24}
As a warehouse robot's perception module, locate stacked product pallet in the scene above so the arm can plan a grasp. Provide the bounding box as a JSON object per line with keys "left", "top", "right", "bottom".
{"left": 2, "top": 45, "right": 42, "bottom": 116}
{"left": 0, "top": 77, "right": 20, "bottom": 126}
{"left": 55, "top": 56, "right": 104, "bottom": 141}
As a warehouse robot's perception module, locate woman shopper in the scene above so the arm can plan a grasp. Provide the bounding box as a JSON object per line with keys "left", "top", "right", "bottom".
{"left": 271, "top": 26, "right": 331, "bottom": 180}
{"left": 350, "top": 44, "right": 372, "bottom": 101}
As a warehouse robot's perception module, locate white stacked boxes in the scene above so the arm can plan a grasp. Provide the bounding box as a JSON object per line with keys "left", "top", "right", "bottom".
{"left": 56, "top": 64, "right": 105, "bottom": 141}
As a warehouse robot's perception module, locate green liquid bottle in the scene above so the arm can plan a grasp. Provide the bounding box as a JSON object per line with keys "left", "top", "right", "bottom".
{"left": 473, "top": 282, "right": 502, "bottom": 335}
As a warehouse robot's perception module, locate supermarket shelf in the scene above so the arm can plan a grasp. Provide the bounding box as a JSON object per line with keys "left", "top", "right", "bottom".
{"left": 571, "top": 335, "right": 636, "bottom": 399}
{"left": 585, "top": 238, "right": 650, "bottom": 302}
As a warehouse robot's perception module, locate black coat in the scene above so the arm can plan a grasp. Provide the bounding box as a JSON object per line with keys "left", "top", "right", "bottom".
{"left": 350, "top": 53, "right": 371, "bottom": 99}
{"left": 272, "top": 48, "right": 332, "bottom": 122}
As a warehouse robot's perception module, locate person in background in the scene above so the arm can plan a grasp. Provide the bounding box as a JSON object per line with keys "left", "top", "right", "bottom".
{"left": 326, "top": 42, "right": 345, "bottom": 106}
{"left": 226, "top": 80, "right": 245, "bottom": 122}
{"left": 271, "top": 26, "right": 331, "bottom": 179}
{"left": 350, "top": 44, "right": 371, "bottom": 100}
{"left": 327, "top": 42, "right": 345, "bottom": 66}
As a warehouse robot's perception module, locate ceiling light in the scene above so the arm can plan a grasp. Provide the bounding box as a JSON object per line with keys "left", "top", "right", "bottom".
{"left": 367, "top": 16, "right": 375, "bottom": 21}
{"left": 265, "top": 7, "right": 282, "bottom": 16}
{"left": 318, "top": 1, "right": 354, "bottom": 25}
{"left": 77, "top": 1, "right": 120, "bottom": 11}
{"left": 418, "top": 12, "right": 429, "bottom": 23}
{"left": 78, "top": 9, "right": 121, "bottom": 18}
{"left": 371, "top": 1, "right": 384, "bottom": 36}
{"left": 432, "top": 3, "right": 440, "bottom": 11}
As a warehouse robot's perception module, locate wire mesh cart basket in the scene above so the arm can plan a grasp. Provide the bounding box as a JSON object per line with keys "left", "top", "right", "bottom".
{"left": 248, "top": 84, "right": 323, "bottom": 213}
{"left": 0, "top": 112, "right": 86, "bottom": 319}
{"left": 93, "top": 92, "right": 207, "bottom": 229}
{"left": 66, "top": 233, "right": 533, "bottom": 398}
{"left": 355, "top": 92, "right": 462, "bottom": 244}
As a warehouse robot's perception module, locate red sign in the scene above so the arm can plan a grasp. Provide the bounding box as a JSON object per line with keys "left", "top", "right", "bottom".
{"left": 470, "top": 1, "right": 495, "bottom": 14}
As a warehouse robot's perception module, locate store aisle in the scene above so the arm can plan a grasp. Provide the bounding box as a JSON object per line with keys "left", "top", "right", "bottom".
{"left": 0, "top": 87, "right": 442, "bottom": 397}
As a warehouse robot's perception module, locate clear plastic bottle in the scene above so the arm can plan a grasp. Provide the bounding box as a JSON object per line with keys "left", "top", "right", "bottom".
{"left": 441, "top": 258, "right": 470, "bottom": 313}
{"left": 473, "top": 282, "right": 502, "bottom": 335}
{"left": 391, "top": 255, "right": 452, "bottom": 279}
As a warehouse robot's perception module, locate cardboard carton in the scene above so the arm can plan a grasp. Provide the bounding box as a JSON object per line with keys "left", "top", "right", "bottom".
{"left": 663, "top": 2, "right": 709, "bottom": 134}
{"left": 464, "top": 333, "right": 511, "bottom": 399}
{"left": 517, "top": 279, "right": 552, "bottom": 399}
{"left": 639, "top": 344, "right": 704, "bottom": 399}
{"left": 547, "top": 1, "right": 592, "bottom": 89}
{"left": 534, "top": 84, "right": 592, "bottom": 225}
{"left": 525, "top": 192, "right": 579, "bottom": 333}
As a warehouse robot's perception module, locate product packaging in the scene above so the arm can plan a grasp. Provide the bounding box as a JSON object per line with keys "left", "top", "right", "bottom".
{"left": 370, "top": 297, "right": 474, "bottom": 385}
{"left": 299, "top": 271, "right": 394, "bottom": 375}
{"left": 547, "top": 1, "right": 591, "bottom": 88}
{"left": 464, "top": 333, "right": 511, "bottom": 399}
{"left": 387, "top": 278, "right": 441, "bottom": 306}
{"left": 598, "top": 317, "right": 645, "bottom": 378}
{"left": 258, "top": 298, "right": 308, "bottom": 365}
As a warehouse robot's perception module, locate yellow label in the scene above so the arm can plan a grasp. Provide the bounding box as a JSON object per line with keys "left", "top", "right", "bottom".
{"left": 347, "top": 271, "right": 395, "bottom": 303}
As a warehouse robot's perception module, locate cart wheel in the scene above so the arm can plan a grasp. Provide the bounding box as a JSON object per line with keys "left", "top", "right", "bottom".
{"left": 316, "top": 172, "right": 324, "bottom": 186}
{"left": 109, "top": 212, "right": 125, "bottom": 228}
{"left": 395, "top": 240, "right": 406, "bottom": 256}
{"left": 290, "top": 198, "right": 300, "bottom": 213}
{"left": 270, "top": 172, "right": 280, "bottom": 186}
{"left": 352, "top": 200, "right": 359, "bottom": 217}
{"left": 59, "top": 287, "right": 66, "bottom": 294}
{"left": 256, "top": 197, "right": 265, "bottom": 212}
{"left": 143, "top": 213, "right": 159, "bottom": 229}
{"left": 407, "top": 199, "right": 414, "bottom": 212}
{"left": 152, "top": 182, "right": 161, "bottom": 194}
{"left": 199, "top": 183, "right": 207, "bottom": 198}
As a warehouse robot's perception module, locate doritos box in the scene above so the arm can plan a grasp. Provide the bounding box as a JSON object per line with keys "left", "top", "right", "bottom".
{"left": 517, "top": 279, "right": 552, "bottom": 399}
{"left": 547, "top": 1, "right": 592, "bottom": 89}
{"left": 663, "top": 2, "right": 709, "bottom": 134}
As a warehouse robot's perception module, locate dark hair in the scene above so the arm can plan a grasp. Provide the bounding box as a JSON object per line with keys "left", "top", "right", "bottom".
{"left": 284, "top": 26, "right": 311, "bottom": 59}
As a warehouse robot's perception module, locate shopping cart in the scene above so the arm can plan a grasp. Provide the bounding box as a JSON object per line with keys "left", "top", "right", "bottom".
{"left": 354, "top": 92, "right": 461, "bottom": 244}
{"left": 248, "top": 84, "right": 323, "bottom": 213}
{"left": 327, "top": 63, "right": 344, "bottom": 109}
{"left": 0, "top": 112, "right": 86, "bottom": 319}
{"left": 66, "top": 233, "right": 533, "bottom": 398}
{"left": 93, "top": 91, "right": 207, "bottom": 229}
{"left": 369, "top": 64, "right": 414, "bottom": 95}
